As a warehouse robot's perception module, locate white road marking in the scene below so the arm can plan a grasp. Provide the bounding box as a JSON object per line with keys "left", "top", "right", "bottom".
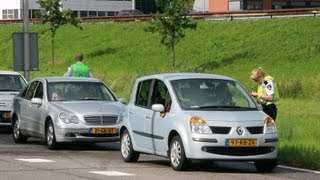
{"left": 278, "top": 165, "right": 320, "bottom": 174}
{"left": 15, "top": 158, "right": 56, "bottom": 163}
{"left": 89, "top": 171, "right": 134, "bottom": 176}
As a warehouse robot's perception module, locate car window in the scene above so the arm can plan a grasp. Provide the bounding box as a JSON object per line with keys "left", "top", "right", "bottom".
{"left": 171, "top": 79, "right": 257, "bottom": 110}
{"left": 22, "top": 81, "right": 39, "bottom": 100}
{"left": 151, "top": 80, "right": 172, "bottom": 112}
{"left": 135, "top": 79, "right": 152, "bottom": 108}
{"left": 0, "top": 74, "right": 26, "bottom": 91}
{"left": 34, "top": 82, "right": 43, "bottom": 99}
{"left": 47, "top": 81, "right": 115, "bottom": 101}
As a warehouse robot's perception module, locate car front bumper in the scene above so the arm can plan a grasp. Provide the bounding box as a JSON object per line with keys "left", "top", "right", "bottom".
{"left": 54, "top": 126, "right": 120, "bottom": 143}
{"left": 183, "top": 133, "right": 278, "bottom": 161}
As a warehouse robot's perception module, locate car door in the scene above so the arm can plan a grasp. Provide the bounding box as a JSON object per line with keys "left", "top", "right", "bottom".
{"left": 129, "top": 79, "right": 154, "bottom": 152}
{"left": 149, "top": 80, "right": 172, "bottom": 155}
{"left": 28, "top": 81, "right": 45, "bottom": 136}
{"left": 18, "top": 81, "right": 39, "bottom": 133}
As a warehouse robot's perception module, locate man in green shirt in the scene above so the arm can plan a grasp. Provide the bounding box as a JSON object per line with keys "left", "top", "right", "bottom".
{"left": 64, "top": 52, "right": 92, "bottom": 77}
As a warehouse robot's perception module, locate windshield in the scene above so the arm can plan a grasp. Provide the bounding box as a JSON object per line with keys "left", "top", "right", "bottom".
{"left": 47, "top": 81, "right": 116, "bottom": 102}
{"left": 171, "top": 79, "right": 257, "bottom": 111}
{"left": 0, "top": 74, "right": 26, "bottom": 92}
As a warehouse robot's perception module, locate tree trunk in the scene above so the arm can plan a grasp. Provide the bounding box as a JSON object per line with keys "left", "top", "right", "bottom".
{"left": 171, "top": 39, "right": 176, "bottom": 70}
{"left": 51, "top": 30, "right": 55, "bottom": 66}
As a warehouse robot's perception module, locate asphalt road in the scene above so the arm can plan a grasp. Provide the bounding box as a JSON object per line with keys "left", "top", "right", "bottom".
{"left": 0, "top": 128, "right": 319, "bottom": 180}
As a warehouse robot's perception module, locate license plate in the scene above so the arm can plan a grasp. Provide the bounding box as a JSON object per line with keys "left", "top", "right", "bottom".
{"left": 91, "top": 128, "right": 117, "bottom": 134}
{"left": 2, "top": 112, "right": 11, "bottom": 120}
{"left": 226, "top": 138, "right": 257, "bottom": 147}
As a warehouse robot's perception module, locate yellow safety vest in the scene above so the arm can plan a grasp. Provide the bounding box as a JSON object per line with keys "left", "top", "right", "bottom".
{"left": 257, "top": 75, "right": 279, "bottom": 105}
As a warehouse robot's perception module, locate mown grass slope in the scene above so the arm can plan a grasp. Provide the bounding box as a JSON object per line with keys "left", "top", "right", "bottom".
{"left": 0, "top": 17, "right": 319, "bottom": 170}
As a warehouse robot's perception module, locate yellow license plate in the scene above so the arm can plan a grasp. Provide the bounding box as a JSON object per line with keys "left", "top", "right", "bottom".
{"left": 91, "top": 128, "right": 117, "bottom": 134}
{"left": 226, "top": 139, "right": 257, "bottom": 147}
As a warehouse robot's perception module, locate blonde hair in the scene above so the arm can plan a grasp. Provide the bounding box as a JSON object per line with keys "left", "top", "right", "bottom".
{"left": 251, "top": 67, "right": 266, "bottom": 81}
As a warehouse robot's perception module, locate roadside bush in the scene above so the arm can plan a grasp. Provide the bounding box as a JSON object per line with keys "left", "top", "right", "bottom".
{"left": 278, "top": 79, "right": 303, "bottom": 99}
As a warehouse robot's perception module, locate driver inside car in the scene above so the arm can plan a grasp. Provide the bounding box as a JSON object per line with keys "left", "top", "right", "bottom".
{"left": 215, "top": 83, "right": 235, "bottom": 106}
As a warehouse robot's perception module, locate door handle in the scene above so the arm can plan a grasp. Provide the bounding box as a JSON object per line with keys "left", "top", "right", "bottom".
{"left": 145, "top": 116, "right": 151, "bottom": 119}
{"left": 129, "top": 111, "right": 134, "bottom": 115}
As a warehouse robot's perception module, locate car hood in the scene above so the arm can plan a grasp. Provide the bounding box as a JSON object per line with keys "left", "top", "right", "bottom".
{"left": 51, "top": 101, "right": 125, "bottom": 115}
{"left": 0, "top": 92, "right": 19, "bottom": 101}
{"left": 184, "top": 110, "right": 268, "bottom": 122}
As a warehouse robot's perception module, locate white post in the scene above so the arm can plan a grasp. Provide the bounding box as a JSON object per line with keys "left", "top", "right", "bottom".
{"left": 23, "top": 0, "right": 30, "bottom": 81}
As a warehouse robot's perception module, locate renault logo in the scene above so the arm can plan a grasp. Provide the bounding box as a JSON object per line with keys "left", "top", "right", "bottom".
{"left": 236, "top": 126, "right": 244, "bottom": 135}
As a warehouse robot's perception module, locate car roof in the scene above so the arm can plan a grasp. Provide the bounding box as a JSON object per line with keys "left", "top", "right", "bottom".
{"left": 0, "top": 70, "right": 22, "bottom": 75}
{"left": 136, "top": 73, "right": 236, "bottom": 82}
{"left": 31, "top": 77, "right": 102, "bottom": 83}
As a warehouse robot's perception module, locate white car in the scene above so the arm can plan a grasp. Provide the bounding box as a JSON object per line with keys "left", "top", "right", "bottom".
{"left": 11, "top": 77, "right": 126, "bottom": 149}
{"left": 0, "top": 70, "right": 27, "bottom": 126}
{"left": 120, "top": 73, "right": 278, "bottom": 172}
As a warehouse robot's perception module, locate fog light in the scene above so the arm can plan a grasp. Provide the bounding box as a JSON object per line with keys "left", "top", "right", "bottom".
{"left": 65, "top": 133, "right": 76, "bottom": 137}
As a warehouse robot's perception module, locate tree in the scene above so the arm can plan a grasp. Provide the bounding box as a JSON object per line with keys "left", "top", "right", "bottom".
{"left": 37, "top": 0, "right": 82, "bottom": 65}
{"left": 146, "top": 0, "right": 197, "bottom": 69}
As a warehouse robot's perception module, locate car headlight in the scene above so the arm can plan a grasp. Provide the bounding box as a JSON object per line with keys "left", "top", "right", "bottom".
{"left": 263, "top": 117, "right": 277, "bottom": 134}
{"left": 59, "top": 112, "right": 80, "bottom": 124}
{"left": 190, "top": 116, "right": 212, "bottom": 134}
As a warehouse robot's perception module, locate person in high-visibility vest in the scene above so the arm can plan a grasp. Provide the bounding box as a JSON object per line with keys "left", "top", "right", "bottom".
{"left": 250, "top": 67, "right": 279, "bottom": 121}
{"left": 64, "top": 52, "right": 92, "bottom": 77}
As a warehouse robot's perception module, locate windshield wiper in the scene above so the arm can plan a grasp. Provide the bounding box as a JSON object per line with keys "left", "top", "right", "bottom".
{"left": 197, "top": 105, "right": 256, "bottom": 110}
{"left": 83, "top": 98, "right": 102, "bottom": 100}
{"left": 0, "top": 89, "right": 17, "bottom": 91}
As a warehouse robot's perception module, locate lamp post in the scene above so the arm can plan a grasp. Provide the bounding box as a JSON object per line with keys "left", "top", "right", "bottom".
{"left": 132, "top": 0, "right": 135, "bottom": 10}
{"left": 23, "top": 0, "right": 30, "bottom": 81}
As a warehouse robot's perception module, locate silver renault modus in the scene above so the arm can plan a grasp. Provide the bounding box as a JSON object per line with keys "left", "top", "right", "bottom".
{"left": 11, "top": 77, "right": 125, "bottom": 150}
{"left": 120, "top": 73, "right": 278, "bottom": 172}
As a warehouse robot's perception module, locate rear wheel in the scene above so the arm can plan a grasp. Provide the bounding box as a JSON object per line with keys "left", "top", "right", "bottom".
{"left": 170, "top": 135, "right": 188, "bottom": 171}
{"left": 120, "top": 129, "right": 140, "bottom": 162}
{"left": 254, "top": 159, "right": 278, "bottom": 173}
{"left": 12, "top": 116, "right": 28, "bottom": 143}
{"left": 46, "top": 120, "right": 58, "bottom": 150}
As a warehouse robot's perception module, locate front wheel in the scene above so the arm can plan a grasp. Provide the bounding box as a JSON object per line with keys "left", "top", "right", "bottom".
{"left": 46, "top": 120, "right": 58, "bottom": 150}
{"left": 120, "top": 129, "right": 140, "bottom": 162}
{"left": 169, "top": 135, "right": 188, "bottom": 171}
{"left": 254, "top": 159, "right": 278, "bottom": 173}
{"left": 12, "top": 117, "right": 28, "bottom": 143}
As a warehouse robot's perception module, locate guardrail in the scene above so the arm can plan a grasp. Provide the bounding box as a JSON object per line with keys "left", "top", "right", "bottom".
{"left": 0, "top": 8, "right": 319, "bottom": 24}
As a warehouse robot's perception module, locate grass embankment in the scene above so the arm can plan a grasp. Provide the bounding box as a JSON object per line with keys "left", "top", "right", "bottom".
{"left": 0, "top": 17, "right": 319, "bottom": 170}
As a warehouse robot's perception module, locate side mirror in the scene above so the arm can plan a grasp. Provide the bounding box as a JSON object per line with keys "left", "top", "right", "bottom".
{"left": 118, "top": 98, "right": 127, "bottom": 104}
{"left": 31, "top": 98, "right": 42, "bottom": 105}
{"left": 151, "top": 104, "right": 164, "bottom": 112}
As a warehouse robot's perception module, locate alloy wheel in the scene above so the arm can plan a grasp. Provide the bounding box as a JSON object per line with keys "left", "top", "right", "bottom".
{"left": 170, "top": 140, "right": 182, "bottom": 167}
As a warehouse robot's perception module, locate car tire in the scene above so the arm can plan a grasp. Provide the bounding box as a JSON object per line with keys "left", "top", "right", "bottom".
{"left": 12, "top": 116, "right": 28, "bottom": 143}
{"left": 120, "top": 129, "right": 140, "bottom": 162}
{"left": 254, "top": 159, "right": 278, "bottom": 173}
{"left": 46, "top": 120, "right": 58, "bottom": 150}
{"left": 170, "top": 135, "right": 188, "bottom": 171}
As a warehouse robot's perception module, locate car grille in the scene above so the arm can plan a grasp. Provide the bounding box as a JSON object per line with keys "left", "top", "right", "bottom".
{"left": 84, "top": 115, "right": 118, "bottom": 125}
{"left": 202, "top": 146, "right": 275, "bottom": 156}
{"left": 246, "top": 126, "right": 264, "bottom": 134}
{"left": 210, "top": 126, "right": 231, "bottom": 134}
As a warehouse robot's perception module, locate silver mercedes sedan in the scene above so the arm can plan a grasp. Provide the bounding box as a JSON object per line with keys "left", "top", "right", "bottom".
{"left": 11, "top": 77, "right": 126, "bottom": 150}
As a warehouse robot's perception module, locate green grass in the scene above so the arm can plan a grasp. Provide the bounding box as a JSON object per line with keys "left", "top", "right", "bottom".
{"left": 1, "top": 17, "right": 320, "bottom": 170}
